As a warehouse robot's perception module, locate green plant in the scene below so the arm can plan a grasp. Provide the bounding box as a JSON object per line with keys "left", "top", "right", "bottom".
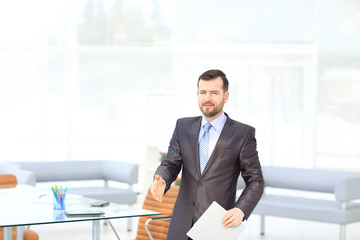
{"left": 159, "top": 151, "right": 167, "bottom": 162}
{"left": 174, "top": 178, "right": 181, "bottom": 186}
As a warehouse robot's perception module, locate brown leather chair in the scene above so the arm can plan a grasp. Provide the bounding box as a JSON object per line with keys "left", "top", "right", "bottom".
{"left": 0, "top": 174, "right": 39, "bottom": 240}
{"left": 135, "top": 185, "right": 179, "bottom": 240}
{"left": 0, "top": 174, "right": 17, "bottom": 189}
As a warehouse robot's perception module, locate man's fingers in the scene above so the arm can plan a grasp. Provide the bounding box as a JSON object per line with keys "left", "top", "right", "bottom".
{"left": 222, "top": 208, "right": 244, "bottom": 228}
{"left": 151, "top": 187, "right": 163, "bottom": 202}
{"left": 155, "top": 175, "right": 161, "bottom": 181}
{"left": 223, "top": 215, "right": 240, "bottom": 228}
{"left": 153, "top": 194, "right": 162, "bottom": 202}
{"left": 222, "top": 212, "right": 230, "bottom": 223}
{"left": 150, "top": 175, "right": 165, "bottom": 202}
{"left": 222, "top": 212, "right": 233, "bottom": 227}
{"left": 153, "top": 188, "right": 163, "bottom": 202}
{"left": 222, "top": 215, "right": 238, "bottom": 228}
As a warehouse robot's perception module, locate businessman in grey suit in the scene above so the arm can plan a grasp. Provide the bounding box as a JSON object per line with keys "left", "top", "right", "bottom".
{"left": 151, "top": 69, "right": 264, "bottom": 240}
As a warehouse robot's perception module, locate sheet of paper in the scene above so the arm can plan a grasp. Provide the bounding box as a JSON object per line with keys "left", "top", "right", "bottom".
{"left": 187, "top": 201, "right": 245, "bottom": 240}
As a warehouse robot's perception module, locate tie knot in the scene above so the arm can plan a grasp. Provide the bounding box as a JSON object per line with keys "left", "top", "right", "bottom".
{"left": 203, "top": 122, "right": 212, "bottom": 132}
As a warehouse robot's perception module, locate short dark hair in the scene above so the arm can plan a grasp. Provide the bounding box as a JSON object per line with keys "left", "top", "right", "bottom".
{"left": 197, "top": 69, "right": 229, "bottom": 92}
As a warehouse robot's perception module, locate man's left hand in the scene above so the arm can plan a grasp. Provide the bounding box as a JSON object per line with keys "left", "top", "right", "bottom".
{"left": 222, "top": 208, "right": 244, "bottom": 228}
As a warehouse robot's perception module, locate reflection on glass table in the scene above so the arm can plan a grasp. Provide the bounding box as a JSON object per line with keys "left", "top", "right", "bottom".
{"left": 0, "top": 185, "right": 160, "bottom": 240}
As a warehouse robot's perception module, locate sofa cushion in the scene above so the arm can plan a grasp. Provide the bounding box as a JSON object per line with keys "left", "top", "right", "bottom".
{"left": 254, "top": 194, "right": 360, "bottom": 224}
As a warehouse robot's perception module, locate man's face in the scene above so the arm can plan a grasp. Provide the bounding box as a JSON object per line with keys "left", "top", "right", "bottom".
{"left": 197, "top": 77, "right": 229, "bottom": 121}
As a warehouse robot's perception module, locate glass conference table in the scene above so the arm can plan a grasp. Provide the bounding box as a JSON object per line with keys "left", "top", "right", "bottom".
{"left": 0, "top": 185, "right": 160, "bottom": 240}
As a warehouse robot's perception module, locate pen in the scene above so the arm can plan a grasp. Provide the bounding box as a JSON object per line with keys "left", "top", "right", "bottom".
{"left": 55, "top": 184, "right": 60, "bottom": 199}
{"left": 39, "top": 194, "right": 46, "bottom": 199}
{"left": 51, "top": 186, "right": 58, "bottom": 201}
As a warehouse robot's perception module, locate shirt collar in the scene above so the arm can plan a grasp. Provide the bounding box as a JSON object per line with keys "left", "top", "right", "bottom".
{"left": 201, "top": 112, "right": 227, "bottom": 132}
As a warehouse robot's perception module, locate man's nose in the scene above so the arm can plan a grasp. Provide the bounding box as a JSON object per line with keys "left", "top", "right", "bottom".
{"left": 204, "top": 93, "right": 212, "bottom": 101}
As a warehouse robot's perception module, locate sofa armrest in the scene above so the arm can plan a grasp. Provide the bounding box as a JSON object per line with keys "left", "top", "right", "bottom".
{"left": 102, "top": 160, "right": 138, "bottom": 185}
{"left": 335, "top": 176, "right": 360, "bottom": 202}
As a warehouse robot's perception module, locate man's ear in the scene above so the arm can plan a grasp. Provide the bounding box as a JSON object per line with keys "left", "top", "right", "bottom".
{"left": 224, "top": 91, "right": 229, "bottom": 103}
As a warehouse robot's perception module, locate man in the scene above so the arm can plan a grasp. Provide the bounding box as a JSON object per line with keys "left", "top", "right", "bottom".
{"left": 151, "top": 69, "right": 264, "bottom": 240}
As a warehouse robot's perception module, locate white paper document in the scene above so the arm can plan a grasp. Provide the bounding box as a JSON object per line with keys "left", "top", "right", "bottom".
{"left": 186, "top": 201, "right": 246, "bottom": 240}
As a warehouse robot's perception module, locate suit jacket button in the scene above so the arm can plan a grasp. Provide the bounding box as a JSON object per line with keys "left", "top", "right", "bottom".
{"left": 198, "top": 182, "right": 202, "bottom": 187}
{"left": 191, "top": 202, "right": 195, "bottom": 206}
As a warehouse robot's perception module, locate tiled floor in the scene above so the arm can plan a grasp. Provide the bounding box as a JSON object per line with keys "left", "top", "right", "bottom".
{"left": 30, "top": 213, "right": 360, "bottom": 240}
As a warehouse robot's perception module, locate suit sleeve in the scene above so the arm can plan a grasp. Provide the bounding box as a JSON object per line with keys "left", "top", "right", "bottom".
{"left": 235, "top": 127, "right": 264, "bottom": 219}
{"left": 155, "top": 119, "right": 183, "bottom": 191}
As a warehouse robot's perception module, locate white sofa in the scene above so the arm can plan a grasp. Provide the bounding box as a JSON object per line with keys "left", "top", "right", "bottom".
{"left": 11, "top": 160, "right": 138, "bottom": 205}
{"left": 237, "top": 166, "right": 360, "bottom": 240}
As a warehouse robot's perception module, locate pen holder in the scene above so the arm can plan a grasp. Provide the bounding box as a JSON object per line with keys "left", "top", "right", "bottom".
{"left": 52, "top": 185, "right": 67, "bottom": 210}
{"left": 53, "top": 209, "right": 65, "bottom": 220}
{"left": 53, "top": 192, "right": 66, "bottom": 210}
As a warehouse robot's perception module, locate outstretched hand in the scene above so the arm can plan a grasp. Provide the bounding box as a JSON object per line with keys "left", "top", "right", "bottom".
{"left": 150, "top": 174, "right": 166, "bottom": 202}
{"left": 222, "top": 208, "right": 244, "bottom": 228}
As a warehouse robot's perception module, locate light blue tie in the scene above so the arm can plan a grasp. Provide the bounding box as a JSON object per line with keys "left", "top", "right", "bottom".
{"left": 199, "top": 122, "right": 212, "bottom": 174}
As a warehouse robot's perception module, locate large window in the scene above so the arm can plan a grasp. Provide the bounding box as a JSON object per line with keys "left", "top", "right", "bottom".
{"left": 0, "top": 0, "right": 359, "bottom": 174}
{"left": 315, "top": 0, "right": 360, "bottom": 169}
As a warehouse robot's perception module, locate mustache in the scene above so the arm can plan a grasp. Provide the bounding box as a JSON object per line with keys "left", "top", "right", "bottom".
{"left": 202, "top": 101, "right": 213, "bottom": 105}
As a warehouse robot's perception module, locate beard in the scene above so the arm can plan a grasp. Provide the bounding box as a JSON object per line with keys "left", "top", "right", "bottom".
{"left": 198, "top": 101, "right": 224, "bottom": 118}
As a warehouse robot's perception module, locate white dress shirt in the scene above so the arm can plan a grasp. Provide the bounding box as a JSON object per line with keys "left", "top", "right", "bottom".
{"left": 198, "top": 112, "right": 227, "bottom": 162}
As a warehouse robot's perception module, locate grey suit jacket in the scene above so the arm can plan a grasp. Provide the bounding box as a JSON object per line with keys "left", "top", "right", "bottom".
{"left": 155, "top": 113, "right": 264, "bottom": 240}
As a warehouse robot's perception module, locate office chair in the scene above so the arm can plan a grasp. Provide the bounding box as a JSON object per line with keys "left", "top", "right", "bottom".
{"left": 0, "top": 174, "right": 39, "bottom": 240}
{"left": 0, "top": 174, "right": 17, "bottom": 188}
{"left": 135, "top": 185, "right": 179, "bottom": 240}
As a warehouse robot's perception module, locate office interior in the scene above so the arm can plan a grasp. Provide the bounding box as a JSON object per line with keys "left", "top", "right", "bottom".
{"left": 0, "top": 0, "right": 359, "bottom": 239}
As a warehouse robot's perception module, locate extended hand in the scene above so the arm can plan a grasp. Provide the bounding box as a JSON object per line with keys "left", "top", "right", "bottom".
{"left": 222, "top": 208, "right": 244, "bottom": 228}
{"left": 150, "top": 175, "right": 166, "bottom": 202}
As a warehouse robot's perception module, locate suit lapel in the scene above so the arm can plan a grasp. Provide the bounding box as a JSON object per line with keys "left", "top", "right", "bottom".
{"left": 200, "top": 116, "right": 234, "bottom": 177}
{"left": 190, "top": 118, "right": 202, "bottom": 176}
